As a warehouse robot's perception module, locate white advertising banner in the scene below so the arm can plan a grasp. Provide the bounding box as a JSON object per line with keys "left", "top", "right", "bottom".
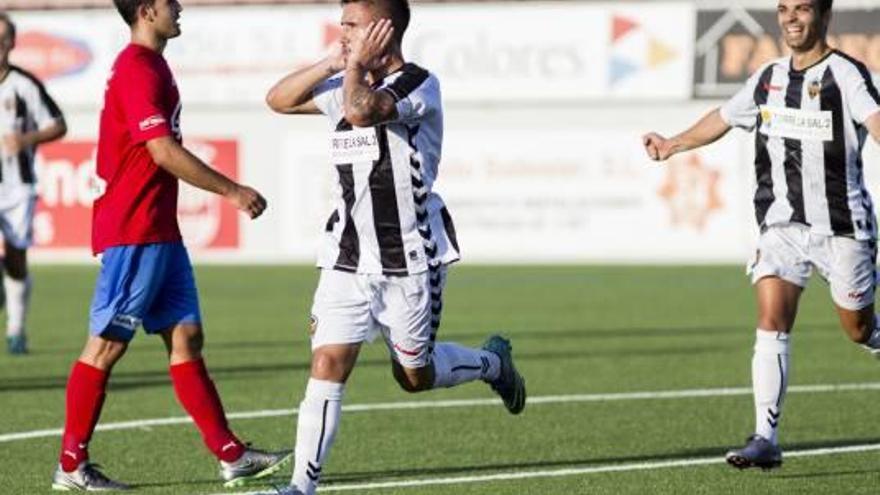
{"left": 280, "top": 122, "right": 756, "bottom": 264}
{"left": 10, "top": 2, "right": 695, "bottom": 107}
{"left": 25, "top": 104, "right": 880, "bottom": 264}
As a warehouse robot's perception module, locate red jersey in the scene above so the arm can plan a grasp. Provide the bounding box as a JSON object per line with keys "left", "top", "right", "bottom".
{"left": 92, "top": 43, "right": 182, "bottom": 254}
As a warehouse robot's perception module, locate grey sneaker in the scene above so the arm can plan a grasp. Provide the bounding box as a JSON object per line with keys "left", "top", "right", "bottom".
{"left": 7, "top": 334, "right": 27, "bottom": 355}
{"left": 725, "top": 434, "right": 783, "bottom": 470}
{"left": 482, "top": 335, "right": 526, "bottom": 415}
{"left": 51, "top": 462, "right": 131, "bottom": 491}
{"left": 220, "top": 447, "right": 293, "bottom": 487}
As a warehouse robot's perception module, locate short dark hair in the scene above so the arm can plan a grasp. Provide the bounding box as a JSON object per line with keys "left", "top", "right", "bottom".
{"left": 817, "top": 0, "right": 833, "bottom": 14}
{"left": 113, "top": 0, "right": 155, "bottom": 26}
{"left": 0, "top": 12, "right": 16, "bottom": 42}
{"left": 341, "top": 0, "right": 410, "bottom": 44}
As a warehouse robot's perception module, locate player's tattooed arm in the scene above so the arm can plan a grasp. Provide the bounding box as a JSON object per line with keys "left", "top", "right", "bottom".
{"left": 343, "top": 19, "right": 398, "bottom": 127}
{"left": 266, "top": 42, "right": 345, "bottom": 114}
{"left": 643, "top": 108, "right": 730, "bottom": 161}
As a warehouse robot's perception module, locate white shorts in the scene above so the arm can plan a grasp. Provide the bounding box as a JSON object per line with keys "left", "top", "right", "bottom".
{"left": 309, "top": 267, "right": 447, "bottom": 368}
{"left": 748, "top": 224, "right": 877, "bottom": 311}
{"left": 0, "top": 195, "right": 36, "bottom": 250}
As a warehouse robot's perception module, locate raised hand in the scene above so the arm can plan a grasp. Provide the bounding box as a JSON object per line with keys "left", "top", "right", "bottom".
{"left": 327, "top": 40, "right": 347, "bottom": 73}
{"left": 642, "top": 132, "right": 675, "bottom": 162}
{"left": 346, "top": 18, "right": 394, "bottom": 71}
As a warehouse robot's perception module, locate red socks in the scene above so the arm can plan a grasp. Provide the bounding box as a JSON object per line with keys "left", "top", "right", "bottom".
{"left": 58, "top": 358, "right": 243, "bottom": 472}
{"left": 60, "top": 361, "right": 109, "bottom": 472}
{"left": 169, "top": 358, "right": 244, "bottom": 462}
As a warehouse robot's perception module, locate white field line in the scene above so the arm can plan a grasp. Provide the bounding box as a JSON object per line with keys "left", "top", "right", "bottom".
{"left": 211, "top": 443, "right": 880, "bottom": 494}
{"left": 3, "top": 381, "right": 880, "bottom": 444}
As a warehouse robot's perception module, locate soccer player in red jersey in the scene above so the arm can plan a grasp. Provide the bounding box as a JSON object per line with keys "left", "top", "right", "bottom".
{"left": 51, "top": 0, "right": 290, "bottom": 490}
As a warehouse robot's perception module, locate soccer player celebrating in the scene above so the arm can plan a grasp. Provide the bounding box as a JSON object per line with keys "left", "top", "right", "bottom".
{"left": 0, "top": 12, "right": 67, "bottom": 355}
{"left": 51, "top": 0, "right": 290, "bottom": 490}
{"left": 643, "top": 0, "right": 880, "bottom": 470}
{"left": 264, "top": 0, "right": 526, "bottom": 493}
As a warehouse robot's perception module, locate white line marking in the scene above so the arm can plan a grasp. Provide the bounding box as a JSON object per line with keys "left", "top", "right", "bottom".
{"left": 3, "top": 381, "right": 879, "bottom": 444}
{"left": 210, "top": 443, "right": 880, "bottom": 494}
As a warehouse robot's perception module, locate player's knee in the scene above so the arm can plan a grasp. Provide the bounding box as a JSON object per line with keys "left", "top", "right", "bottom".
{"left": 392, "top": 367, "right": 433, "bottom": 393}
{"left": 81, "top": 337, "right": 128, "bottom": 370}
{"left": 184, "top": 331, "right": 204, "bottom": 353}
{"left": 311, "top": 351, "right": 348, "bottom": 381}
{"left": 4, "top": 264, "right": 26, "bottom": 280}
{"left": 169, "top": 329, "right": 204, "bottom": 361}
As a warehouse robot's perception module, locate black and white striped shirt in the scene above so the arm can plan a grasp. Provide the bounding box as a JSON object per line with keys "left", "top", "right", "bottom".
{"left": 313, "top": 63, "right": 460, "bottom": 275}
{"left": 721, "top": 50, "right": 880, "bottom": 240}
{"left": 0, "top": 65, "right": 63, "bottom": 204}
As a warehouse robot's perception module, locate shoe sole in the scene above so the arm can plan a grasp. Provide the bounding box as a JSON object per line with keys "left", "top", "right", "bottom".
{"left": 51, "top": 483, "right": 74, "bottom": 491}
{"left": 223, "top": 452, "right": 293, "bottom": 488}
{"left": 507, "top": 371, "right": 526, "bottom": 415}
{"left": 486, "top": 336, "right": 527, "bottom": 415}
{"left": 725, "top": 453, "right": 782, "bottom": 471}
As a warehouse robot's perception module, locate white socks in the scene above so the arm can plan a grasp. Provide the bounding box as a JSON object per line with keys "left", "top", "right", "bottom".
{"left": 752, "top": 329, "right": 790, "bottom": 445}
{"left": 291, "top": 379, "right": 344, "bottom": 495}
{"left": 431, "top": 342, "right": 501, "bottom": 388}
{"left": 4, "top": 275, "right": 31, "bottom": 338}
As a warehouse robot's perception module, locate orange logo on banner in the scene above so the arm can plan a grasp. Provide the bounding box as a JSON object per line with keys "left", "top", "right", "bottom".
{"left": 34, "top": 139, "right": 239, "bottom": 251}
{"left": 657, "top": 153, "right": 723, "bottom": 231}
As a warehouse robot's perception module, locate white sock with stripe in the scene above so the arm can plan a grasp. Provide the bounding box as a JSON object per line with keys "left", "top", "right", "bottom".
{"left": 432, "top": 342, "right": 500, "bottom": 388}
{"left": 4, "top": 275, "right": 31, "bottom": 338}
{"left": 752, "top": 329, "right": 790, "bottom": 445}
{"left": 291, "top": 378, "right": 344, "bottom": 495}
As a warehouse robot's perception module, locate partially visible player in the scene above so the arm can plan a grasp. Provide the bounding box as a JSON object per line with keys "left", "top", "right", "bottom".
{"left": 643, "top": 0, "right": 880, "bottom": 471}
{"left": 0, "top": 12, "right": 67, "bottom": 355}
{"left": 263, "top": 0, "right": 526, "bottom": 493}
{"left": 51, "top": 0, "right": 289, "bottom": 490}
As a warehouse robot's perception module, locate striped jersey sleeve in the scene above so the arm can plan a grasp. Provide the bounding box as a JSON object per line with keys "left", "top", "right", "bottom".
{"left": 720, "top": 61, "right": 776, "bottom": 130}
{"left": 837, "top": 57, "right": 880, "bottom": 124}
{"left": 13, "top": 66, "right": 63, "bottom": 130}
{"left": 380, "top": 64, "right": 437, "bottom": 124}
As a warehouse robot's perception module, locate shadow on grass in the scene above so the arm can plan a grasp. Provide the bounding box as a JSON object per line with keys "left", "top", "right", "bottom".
{"left": 772, "top": 469, "right": 878, "bottom": 479}
{"left": 21, "top": 322, "right": 757, "bottom": 358}
{"left": 322, "top": 436, "right": 880, "bottom": 484}
{"left": 131, "top": 437, "right": 880, "bottom": 490}
{"left": 0, "top": 343, "right": 726, "bottom": 393}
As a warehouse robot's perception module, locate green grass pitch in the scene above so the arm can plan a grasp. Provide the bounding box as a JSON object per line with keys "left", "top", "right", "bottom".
{"left": 1, "top": 265, "right": 879, "bottom": 494}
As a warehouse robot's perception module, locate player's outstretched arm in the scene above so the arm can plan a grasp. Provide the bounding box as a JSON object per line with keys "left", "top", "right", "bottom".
{"left": 146, "top": 136, "right": 267, "bottom": 219}
{"left": 342, "top": 19, "right": 397, "bottom": 127}
{"left": 643, "top": 108, "right": 730, "bottom": 161}
{"left": 266, "top": 43, "right": 346, "bottom": 115}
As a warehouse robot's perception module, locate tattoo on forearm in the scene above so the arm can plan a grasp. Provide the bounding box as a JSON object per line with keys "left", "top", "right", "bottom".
{"left": 348, "top": 84, "right": 384, "bottom": 121}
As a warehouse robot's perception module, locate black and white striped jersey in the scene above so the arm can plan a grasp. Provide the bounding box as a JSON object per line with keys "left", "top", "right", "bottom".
{"left": 0, "top": 65, "right": 63, "bottom": 203}
{"left": 721, "top": 50, "right": 880, "bottom": 240}
{"left": 312, "top": 63, "right": 460, "bottom": 275}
